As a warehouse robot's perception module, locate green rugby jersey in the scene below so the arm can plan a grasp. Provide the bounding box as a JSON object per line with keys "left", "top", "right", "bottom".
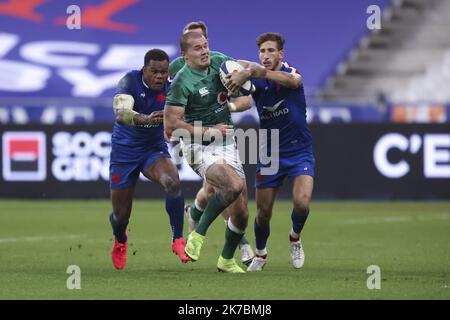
{"left": 166, "top": 52, "right": 234, "bottom": 128}
{"left": 169, "top": 50, "right": 222, "bottom": 79}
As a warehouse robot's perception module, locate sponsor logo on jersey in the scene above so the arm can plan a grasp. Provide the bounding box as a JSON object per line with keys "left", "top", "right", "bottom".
{"left": 199, "top": 87, "right": 209, "bottom": 97}
{"left": 261, "top": 99, "right": 289, "bottom": 120}
{"left": 263, "top": 99, "right": 285, "bottom": 112}
{"left": 214, "top": 105, "right": 226, "bottom": 114}
{"left": 260, "top": 108, "right": 289, "bottom": 120}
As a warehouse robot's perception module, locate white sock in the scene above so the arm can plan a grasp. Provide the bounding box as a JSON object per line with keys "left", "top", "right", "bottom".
{"left": 255, "top": 248, "right": 267, "bottom": 257}
{"left": 227, "top": 219, "right": 245, "bottom": 234}
{"left": 289, "top": 228, "right": 300, "bottom": 240}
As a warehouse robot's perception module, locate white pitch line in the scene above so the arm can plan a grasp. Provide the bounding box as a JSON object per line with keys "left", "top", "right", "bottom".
{"left": 0, "top": 234, "right": 88, "bottom": 244}
{"left": 337, "top": 216, "right": 411, "bottom": 224}
{"left": 307, "top": 241, "right": 381, "bottom": 247}
{"left": 417, "top": 213, "right": 450, "bottom": 221}
{"left": 336, "top": 213, "right": 450, "bottom": 225}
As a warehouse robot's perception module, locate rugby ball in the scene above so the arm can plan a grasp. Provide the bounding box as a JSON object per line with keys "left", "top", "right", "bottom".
{"left": 219, "top": 60, "right": 255, "bottom": 97}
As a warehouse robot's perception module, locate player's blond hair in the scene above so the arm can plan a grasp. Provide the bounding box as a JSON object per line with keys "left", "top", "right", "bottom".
{"left": 183, "top": 21, "right": 208, "bottom": 38}
{"left": 179, "top": 31, "right": 205, "bottom": 52}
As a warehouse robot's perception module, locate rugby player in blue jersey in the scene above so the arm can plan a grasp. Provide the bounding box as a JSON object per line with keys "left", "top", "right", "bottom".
{"left": 109, "top": 49, "right": 191, "bottom": 270}
{"left": 226, "top": 33, "right": 314, "bottom": 271}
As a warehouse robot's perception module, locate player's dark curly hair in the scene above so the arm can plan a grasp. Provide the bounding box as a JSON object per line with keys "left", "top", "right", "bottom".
{"left": 183, "top": 21, "right": 208, "bottom": 38}
{"left": 144, "top": 49, "right": 169, "bottom": 66}
{"left": 256, "top": 32, "right": 285, "bottom": 50}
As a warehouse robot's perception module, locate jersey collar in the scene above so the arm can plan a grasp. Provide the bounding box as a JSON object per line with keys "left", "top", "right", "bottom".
{"left": 187, "top": 64, "right": 210, "bottom": 77}
{"left": 280, "top": 62, "right": 289, "bottom": 72}
{"left": 141, "top": 74, "right": 150, "bottom": 89}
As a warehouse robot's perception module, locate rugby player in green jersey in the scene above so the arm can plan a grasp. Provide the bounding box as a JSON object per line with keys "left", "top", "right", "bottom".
{"left": 169, "top": 21, "right": 255, "bottom": 266}
{"left": 164, "top": 31, "right": 266, "bottom": 273}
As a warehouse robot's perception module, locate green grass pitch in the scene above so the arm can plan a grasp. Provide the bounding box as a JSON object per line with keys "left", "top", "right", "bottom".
{"left": 0, "top": 200, "right": 449, "bottom": 300}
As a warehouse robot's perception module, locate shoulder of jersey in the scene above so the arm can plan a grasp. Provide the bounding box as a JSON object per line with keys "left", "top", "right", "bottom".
{"left": 122, "top": 70, "right": 142, "bottom": 84}
{"left": 210, "top": 54, "right": 230, "bottom": 72}
{"left": 170, "top": 56, "right": 184, "bottom": 64}
{"left": 210, "top": 50, "right": 224, "bottom": 57}
{"left": 118, "top": 70, "right": 140, "bottom": 90}
{"left": 170, "top": 65, "right": 188, "bottom": 82}
{"left": 128, "top": 69, "right": 141, "bottom": 76}
{"left": 282, "top": 61, "right": 300, "bottom": 75}
{"left": 168, "top": 67, "right": 194, "bottom": 91}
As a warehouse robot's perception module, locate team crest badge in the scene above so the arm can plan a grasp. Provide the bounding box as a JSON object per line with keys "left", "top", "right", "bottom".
{"left": 217, "top": 91, "right": 228, "bottom": 105}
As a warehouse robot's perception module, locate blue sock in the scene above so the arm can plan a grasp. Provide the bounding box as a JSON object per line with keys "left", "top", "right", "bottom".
{"left": 254, "top": 219, "right": 270, "bottom": 251}
{"left": 165, "top": 193, "right": 185, "bottom": 241}
{"left": 291, "top": 208, "right": 309, "bottom": 235}
{"left": 109, "top": 212, "right": 128, "bottom": 244}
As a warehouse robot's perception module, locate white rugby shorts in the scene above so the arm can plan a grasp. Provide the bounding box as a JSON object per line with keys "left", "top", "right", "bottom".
{"left": 181, "top": 140, "right": 245, "bottom": 179}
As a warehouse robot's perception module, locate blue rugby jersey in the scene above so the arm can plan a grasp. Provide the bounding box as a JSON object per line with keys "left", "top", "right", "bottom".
{"left": 111, "top": 70, "right": 168, "bottom": 163}
{"left": 252, "top": 62, "right": 313, "bottom": 156}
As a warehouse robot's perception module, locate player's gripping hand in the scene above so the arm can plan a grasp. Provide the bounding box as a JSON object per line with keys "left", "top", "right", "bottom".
{"left": 225, "top": 70, "right": 248, "bottom": 93}
{"left": 132, "top": 110, "right": 163, "bottom": 126}
{"left": 225, "top": 63, "right": 266, "bottom": 92}
{"left": 145, "top": 110, "right": 164, "bottom": 125}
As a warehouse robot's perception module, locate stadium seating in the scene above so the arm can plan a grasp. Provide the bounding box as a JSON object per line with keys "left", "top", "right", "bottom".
{"left": 392, "top": 51, "right": 450, "bottom": 103}
{"left": 320, "top": 0, "right": 450, "bottom": 104}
